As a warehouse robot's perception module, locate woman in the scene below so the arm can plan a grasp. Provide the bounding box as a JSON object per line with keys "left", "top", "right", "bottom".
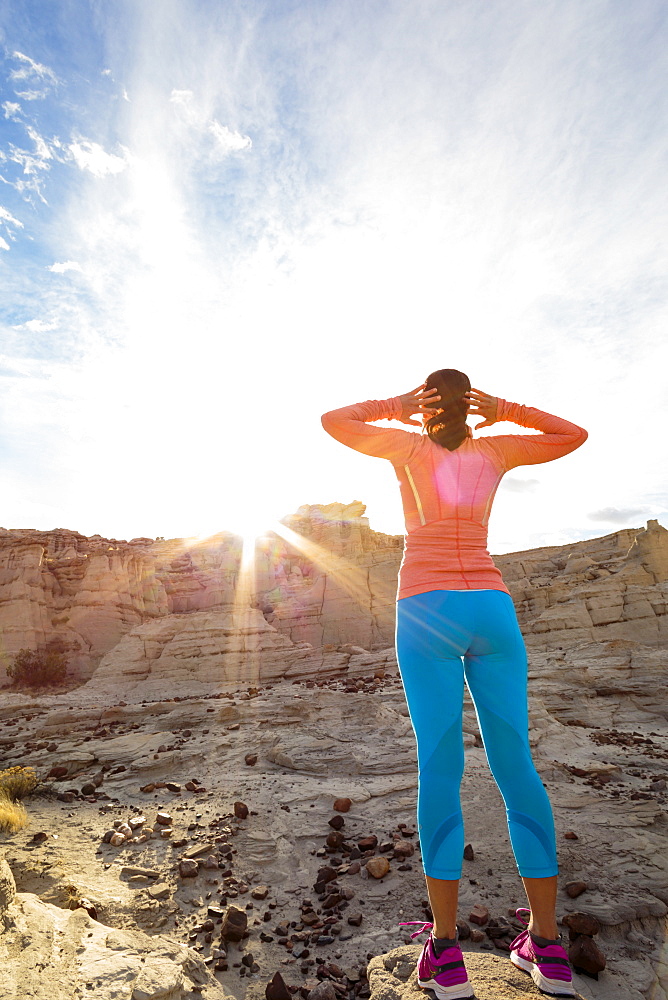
{"left": 321, "top": 370, "right": 587, "bottom": 999}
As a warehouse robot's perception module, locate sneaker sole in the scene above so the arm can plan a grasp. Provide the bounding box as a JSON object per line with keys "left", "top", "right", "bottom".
{"left": 417, "top": 977, "right": 475, "bottom": 999}
{"left": 510, "top": 952, "right": 576, "bottom": 997}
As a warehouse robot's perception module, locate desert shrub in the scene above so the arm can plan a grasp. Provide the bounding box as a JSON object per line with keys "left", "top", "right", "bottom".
{"left": 6, "top": 648, "right": 67, "bottom": 687}
{"left": 0, "top": 795, "right": 27, "bottom": 833}
{"left": 0, "top": 766, "right": 39, "bottom": 801}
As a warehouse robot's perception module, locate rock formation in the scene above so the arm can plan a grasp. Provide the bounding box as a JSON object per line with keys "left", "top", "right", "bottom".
{"left": 1, "top": 507, "right": 667, "bottom": 999}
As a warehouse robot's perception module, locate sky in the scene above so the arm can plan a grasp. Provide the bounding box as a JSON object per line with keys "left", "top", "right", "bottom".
{"left": 1, "top": 0, "right": 667, "bottom": 553}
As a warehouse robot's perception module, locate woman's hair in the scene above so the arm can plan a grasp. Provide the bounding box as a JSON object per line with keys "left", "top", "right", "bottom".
{"left": 424, "top": 369, "right": 471, "bottom": 451}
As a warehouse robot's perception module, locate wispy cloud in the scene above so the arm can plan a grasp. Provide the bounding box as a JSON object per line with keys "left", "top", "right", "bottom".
{"left": 69, "top": 140, "right": 128, "bottom": 176}
{"left": 587, "top": 506, "right": 650, "bottom": 524}
{"left": 47, "top": 260, "right": 83, "bottom": 273}
{"left": 8, "top": 51, "right": 59, "bottom": 99}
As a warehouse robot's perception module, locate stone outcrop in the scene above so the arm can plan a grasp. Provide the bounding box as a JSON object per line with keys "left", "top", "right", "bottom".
{"left": 1, "top": 510, "right": 666, "bottom": 698}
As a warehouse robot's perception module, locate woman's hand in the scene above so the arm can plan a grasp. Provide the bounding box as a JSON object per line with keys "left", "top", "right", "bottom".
{"left": 465, "top": 388, "right": 499, "bottom": 429}
{"left": 396, "top": 384, "right": 442, "bottom": 426}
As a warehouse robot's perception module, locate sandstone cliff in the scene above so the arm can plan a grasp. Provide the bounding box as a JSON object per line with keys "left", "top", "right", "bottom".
{"left": 1, "top": 506, "right": 666, "bottom": 691}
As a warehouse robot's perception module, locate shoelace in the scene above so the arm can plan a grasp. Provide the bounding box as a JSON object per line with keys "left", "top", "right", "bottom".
{"left": 398, "top": 920, "right": 434, "bottom": 940}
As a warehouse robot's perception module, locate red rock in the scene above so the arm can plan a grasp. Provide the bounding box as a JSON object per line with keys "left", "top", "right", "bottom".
{"left": 333, "top": 798, "right": 351, "bottom": 813}
{"left": 266, "top": 971, "right": 292, "bottom": 1000}
{"left": 234, "top": 801, "right": 249, "bottom": 819}
{"left": 56, "top": 791, "right": 77, "bottom": 802}
{"left": 563, "top": 912, "right": 600, "bottom": 936}
{"left": 347, "top": 913, "right": 363, "bottom": 926}
{"left": 156, "top": 812, "right": 172, "bottom": 825}
{"left": 469, "top": 929, "right": 485, "bottom": 943}
{"left": 563, "top": 831, "right": 579, "bottom": 840}
{"left": 469, "top": 904, "right": 489, "bottom": 926}
{"left": 48, "top": 766, "right": 68, "bottom": 779}
{"left": 328, "top": 815, "right": 344, "bottom": 830}
{"left": 220, "top": 904, "right": 248, "bottom": 941}
{"left": 179, "top": 859, "right": 199, "bottom": 878}
{"left": 326, "top": 831, "right": 345, "bottom": 849}
{"left": 251, "top": 885, "right": 269, "bottom": 899}
{"left": 569, "top": 934, "right": 606, "bottom": 974}
{"left": 456, "top": 920, "right": 470, "bottom": 940}
{"left": 565, "top": 880, "right": 588, "bottom": 899}
{"left": 140, "top": 783, "right": 156, "bottom": 793}
{"left": 245, "top": 753, "right": 258, "bottom": 766}
{"left": 166, "top": 782, "right": 182, "bottom": 793}
{"left": 463, "top": 843, "right": 474, "bottom": 861}
{"left": 357, "top": 835, "right": 377, "bottom": 851}
{"left": 31, "top": 831, "right": 48, "bottom": 843}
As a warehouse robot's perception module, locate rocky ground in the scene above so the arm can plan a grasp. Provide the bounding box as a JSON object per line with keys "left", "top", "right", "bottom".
{"left": 1, "top": 664, "right": 667, "bottom": 1000}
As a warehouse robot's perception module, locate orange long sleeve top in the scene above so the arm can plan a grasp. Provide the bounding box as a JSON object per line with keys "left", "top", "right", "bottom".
{"left": 321, "top": 397, "right": 588, "bottom": 599}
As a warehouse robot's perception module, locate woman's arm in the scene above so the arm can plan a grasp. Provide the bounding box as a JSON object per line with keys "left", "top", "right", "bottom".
{"left": 469, "top": 388, "right": 588, "bottom": 469}
{"left": 321, "top": 386, "right": 441, "bottom": 464}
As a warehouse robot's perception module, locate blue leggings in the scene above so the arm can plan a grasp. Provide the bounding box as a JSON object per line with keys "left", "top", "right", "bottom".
{"left": 396, "top": 589, "right": 558, "bottom": 880}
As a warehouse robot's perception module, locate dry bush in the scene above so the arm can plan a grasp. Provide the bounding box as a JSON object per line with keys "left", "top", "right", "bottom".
{"left": 0, "top": 795, "right": 28, "bottom": 833}
{"left": 0, "top": 766, "right": 39, "bottom": 801}
{"left": 7, "top": 648, "right": 67, "bottom": 687}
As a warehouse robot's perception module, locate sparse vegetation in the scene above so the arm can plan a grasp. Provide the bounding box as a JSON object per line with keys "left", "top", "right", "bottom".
{"left": 0, "top": 766, "right": 39, "bottom": 801}
{"left": 0, "top": 767, "right": 39, "bottom": 833}
{"left": 6, "top": 648, "right": 68, "bottom": 688}
{"left": 0, "top": 797, "right": 28, "bottom": 833}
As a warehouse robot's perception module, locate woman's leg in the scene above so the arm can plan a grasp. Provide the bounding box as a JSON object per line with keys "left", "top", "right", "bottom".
{"left": 396, "top": 592, "right": 473, "bottom": 937}
{"left": 462, "top": 591, "right": 560, "bottom": 938}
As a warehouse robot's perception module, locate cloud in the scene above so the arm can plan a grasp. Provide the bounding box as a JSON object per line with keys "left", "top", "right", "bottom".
{"left": 170, "top": 88, "right": 251, "bottom": 159}
{"left": 47, "top": 260, "right": 83, "bottom": 274}
{"left": 587, "top": 506, "right": 649, "bottom": 524}
{"left": 208, "top": 120, "right": 252, "bottom": 154}
{"left": 9, "top": 51, "right": 58, "bottom": 100}
{"left": 501, "top": 477, "right": 540, "bottom": 493}
{"left": 0, "top": 236, "right": 9, "bottom": 251}
{"left": 13, "top": 319, "right": 58, "bottom": 333}
{"left": 2, "top": 102, "right": 23, "bottom": 120}
{"left": 69, "top": 140, "right": 128, "bottom": 177}
{"left": 0, "top": 206, "right": 23, "bottom": 228}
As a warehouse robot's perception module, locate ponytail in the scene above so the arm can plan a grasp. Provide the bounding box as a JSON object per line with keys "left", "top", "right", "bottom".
{"left": 424, "top": 369, "right": 471, "bottom": 451}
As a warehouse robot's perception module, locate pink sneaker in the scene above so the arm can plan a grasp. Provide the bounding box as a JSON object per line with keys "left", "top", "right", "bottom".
{"left": 399, "top": 921, "right": 474, "bottom": 999}
{"left": 509, "top": 908, "right": 575, "bottom": 996}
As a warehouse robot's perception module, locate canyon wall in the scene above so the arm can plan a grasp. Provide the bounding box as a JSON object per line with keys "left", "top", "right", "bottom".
{"left": 1, "top": 506, "right": 666, "bottom": 692}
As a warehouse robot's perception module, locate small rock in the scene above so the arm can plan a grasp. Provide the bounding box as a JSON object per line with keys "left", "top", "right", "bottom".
{"left": 179, "top": 860, "right": 199, "bottom": 878}
{"left": 128, "top": 816, "right": 146, "bottom": 830}
{"left": 307, "top": 982, "right": 337, "bottom": 1000}
{"left": 565, "top": 880, "right": 588, "bottom": 899}
{"left": 393, "top": 839, "right": 414, "bottom": 859}
{"left": 357, "top": 835, "right": 377, "bottom": 851}
{"left": 463, "top": 843, "right": 474, "bottom": 861}
{"left": 148, "top": 882, "right": 171, "bottom": 900}
{"left": 328, "top": 815, "right": 345, "bottom": 830}
{"left": 326, "top": 831, "right": 345, "bottom": 849}
{"left": 204, "top": 855, "right": 218, "bottom": 869}
{"left": 469, "top": 929, "right": 485, "bottom": 943}
{"left": 564, "top": 831, "right": 579, "bottom": 840}
{"left": 347, "top": 913, "right": 363, "bottom": 927}
{"left": 562, "top": 912, "right": 600, "bottom": 937}
{"left": 469, "top": 904, "right": 489, "bottom": 926}
{"left": 245, "top": 754, "right": 258, "bottom": 766}
{"left": 347, "top": 862, "right": 361, "bottom": 875}
{"left": 80, "top": 782, "right": 97, "bottom": 796}
{"left": 251, "top": 885, "right": 269, "bottom": 900}
{"left": 456, "top": 920, "right": 471, "bottom": 940}
{"left": 31, "top": 831, "right": 48, "bottom": 843}
{"left": 333, "top": 798, "right": 351, "bottom": 813}
{"left": 220, "top": 904, "right": 248, "bottom": 941}
{"left": 56, "top": 791, "right": 77, "bottom": 803}
{"left": 48, "top": 766, "right": 68, "bottom": 779}
{"left": 366, "top": 857, "right": 390, "bottom": 879}
{"left": 156, "top": 812, "right": 172, "bottom": 826}
{"left": 160, "top": 828, "right": 173, "bottom": 839}
{"left": 266, "top": 971, "right": 292, "bottom": 1000}
{"left": 109, "top": 832, "right": 125, "bottom": 846}
{"left": 569, "top": 934, "right": 606, "bottom": 974}
{"left": 140, "top": 783, "right": 156, "bottom": 793}
{"left": 166, "top": 781, "right": 182, "bottom": 793}
{"left": 234, "top": 801, "right": 249, "bottom": 819}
